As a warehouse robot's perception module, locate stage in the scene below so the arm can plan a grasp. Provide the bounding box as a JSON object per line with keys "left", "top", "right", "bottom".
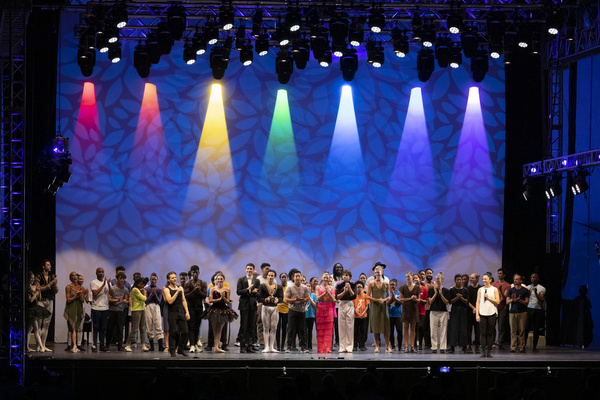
{"left": 25, "top": 345, "right": 600, "bottom": 400}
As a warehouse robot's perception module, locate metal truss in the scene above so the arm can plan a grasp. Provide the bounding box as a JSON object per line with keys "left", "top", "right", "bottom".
{"left": 66, "top": 0, "right": 558, "bottom": 43}
{"left": 0, "top": 6, "right": 27, "bottom": 384}
{"left": 523, "top": 149, "right": 600, "bottom": 177}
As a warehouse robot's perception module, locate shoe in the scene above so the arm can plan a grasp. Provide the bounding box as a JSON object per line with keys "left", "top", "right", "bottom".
{"left": 510, "top": 349, "right": 516, "bottom": 353}
{"left": 149, "top": 341, "right": 155, "bottom": 351}
{"left": 77, "top": 346, "right": 85, "bottom": 351}
{"left": 247, "top": 347, "right": 256, "bottom": 353}
{"left": 100, "top": 347, "right": 111, "bottom": 352}
{"left": 240, "top": 348, "right": 247, "bottom": 354}
{"left": 221, "top": 346, "right": 229, "bottom": 351}
{"left": 189, "top": 345, "right": 196, "bottom": 353}
{"left": 177, "top": 349, "right": 188, "bottom": 356}
{"left": 65, "top": 346, "right": 71, "bottom": 352}
{"left": 360, "top": 346, "right": 367, "bottom": 351}
{"left": 302, "top": 349, "right": 310, "bottom": 353}
{"left": 475, "top": 346, "right": 480, "bottom": 354}
{"left": 124, "top": 346, "right": 132, "bottom": 352}
{"left": 234, "top": 342, "right": 241, "bottom": 347}
{"left": 411, "top": 347, "right": 418, "bottom": 354}
{"left": 432, "top": 349, "right": 437, "bottom": 354}
{"left": 374, "top": 347, "right": 379, "bottom": 353}
{"left": 487, "top": 352, "right": 493, "bottom": 358}
{"left": 481, "top": 353, "right": 487, "bottom": 358}
{"left": 386, "top": 347, "right": 393, "bottom": 353}
{"left": 27, "top": 347, "right": 36, "bottom": 352}
{"left": 353, "top": 347, "right": 358, "bottom": 352}
{"left": 465, "top": 346, "right": 472, "bottom": 354}
{"left": 205, "top": 347, "right": 213, "bottom": 352}
{"left": 499, "top": 345, "right": 506, "bottom": 351}
{"left": 519, "top": 349, "right": 526, "bottom": 353}
{"left": 142, "top": 345, "right": 149, "bottom": 352}
{"left": 158, "top": 339, "right": 166, "bottom": 352}
{"left": 285, "top": 349, "right": 291, "bottom": 353}
{"left": 70, "top": 348, "right": 80, "bottom": 353}
{"left": 197, "top": 339, "right": 203, "bottom": 347}
{"left": 440, "top": 350, "right": 445, "bottom": 354}
{"left": 339, "top": 349, "right": 346, "bottom": 353}
{"left": 170, "top": 351, "right": 176, "bottom": 358}
{"left": 92, "top": 346, "right": 98, "bottom": 353}
{"left": 533, "top": 348, "right": 539, "bottom": 353}
{"left": 448, "top": 348, "right": 455, "bottom": 354}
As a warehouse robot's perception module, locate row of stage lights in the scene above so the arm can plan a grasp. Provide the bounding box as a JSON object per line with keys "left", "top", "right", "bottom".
{"left": 523, "top": 169, "right": 591, "bottom": 202}
{"left": 77, "top": 2, "right": 575, "bottom": 83}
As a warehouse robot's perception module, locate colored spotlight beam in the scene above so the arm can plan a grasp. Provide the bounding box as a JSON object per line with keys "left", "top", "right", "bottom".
{"left": 324, "top": 85, "right": 365, "bottom": 192}
{"left": 74, "top": 82, "right": 104, "bottom": 175}
{"left": 261, "top": 89, "right": 299, "bottom": 197}
{"left": 130, "top": 83, "right": 166, "bottom": 172}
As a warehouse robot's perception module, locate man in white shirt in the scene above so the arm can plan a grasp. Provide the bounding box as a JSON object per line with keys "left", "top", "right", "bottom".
{"left": 90, "top": 267, "right": 112, "bottom": 352}
{"left": 526, "top": 273, "right": 546, "bottom": 353}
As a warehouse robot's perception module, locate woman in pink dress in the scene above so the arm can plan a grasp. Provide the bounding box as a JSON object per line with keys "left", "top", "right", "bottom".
{"left": 316, "top": 272, "right": 336, "bottom": 353}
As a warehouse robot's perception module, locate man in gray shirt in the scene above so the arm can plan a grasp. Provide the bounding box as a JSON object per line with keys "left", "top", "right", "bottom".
{"left": 284, "top": 271, "right": 310, "bottom": 353}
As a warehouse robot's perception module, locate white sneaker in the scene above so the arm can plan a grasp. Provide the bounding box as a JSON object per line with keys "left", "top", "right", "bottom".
{"left": 197, "top": 345, "right": 203, "bottom": 353}
{"left": 142, "top": 345, "right": 149, "bottom": 352}
{"left": 189, "top": 345, "right": 196, "bottom": 353}
{"left": 124, "top": 346, "right": 132, "bottom": 352}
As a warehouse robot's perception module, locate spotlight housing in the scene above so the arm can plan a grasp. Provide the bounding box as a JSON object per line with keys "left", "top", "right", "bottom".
{"left": 96, "top": 33, "right": 109, "bottom": 53}
{"left": 285, "top": 7, "right": 302, "bottom": 32}
{"left": 167, "top": 4, "right": 187, "bottom": 40}
{"left": 106, "top": 26, "right": 119, "bottom": 44}
{"left": 108, "top": 41, "right": 121, "bottom": 63}
{"left": 546, "top": 9, "right": 563, "bottom": 36}
{"left": 516, "top": 24, "right": 531, "bottom": 48}
{"left": 348, "top": 20, "right": 364, "bottom": 47}
{"left": 255, "top": 32, "right": 270, "bottom": 56}
{"left": 77, "top": 46, "right": 95, "bottom": 77}
{"left": 340, "top": 48, "right": 358, "bottom": 82}
{"left": 157, "top": 21, "right": 174, "bottom": 55}
{"left": 490, "top": 43, "right": 503, "bottom": 59}
{"left": 392, "top": 28, "right": 409, "bottom": 58}
{"left": 417, "top": 48, "right": 435, "bottom": 82}
{"left": 183, "top": 41, "right": 196, "bottom": 65}
{"left": 204, "top": 20, "right": 220, "bottom": 45}
{"left": 471, "top": 49, "right": 488, "bottom": 82}
{"left": 210, "top": 45, "right": 229, "bottom": 79}
{"left": 460, "top": 25, "right": 479, "bottom": 58}
{"left": 571, "top": 170, "right": 590, "bottom": 195}
{"left": 134, "top": 43, "right": 151, "bottom": 78}
{"left": 412, "top": 14, "right": 423, "bottom": 41}
{"left": 447, "top": 11, "right": 463, "bottom": 34}
{"left": 545, "top": 178, "right": 562, "bottom": 199}
{"left": 449, "top": 43, "right": 462, "bottom": 68}
{"left": 319, "top": 50, "right": 332, "bottom": 67}
{"left": 330, "top": 13, "right": 349, "bottom": 47}
{"left": 240, "top": 44, "right": 253, "bottom": 66}
{"left": 421, "top": 23, "right": 436, "bottom": 48}
{"left": 251, "top": 9, "right": 263, "bottom": 38}
{"left": 112, "top": 1, "right": 128, "bottom": 29}
{"left": 219, "top": 5, "right": 234, "bottom": 31}
{"left": 193, "top": 30, "right": 207, "bottom": 55}
{"left": 369, "top": 9, "right": 385, "bottom": 33}
{"left": 146, "top": 33, "right": 161, "bottom": 64}
{"left": 276, "top": 22, "right": 290, "bottom": 46}
{"left": 486, "top": 11, "right": 506, "bottom": 45}
{"left": 276, "top": 48, "right": 293, "bottom": 84}
{"left": 292, "top": 38, "right": 310, "bottom": 69}
{"left": 435, "top": 36, "right": 452, "bottom": 68}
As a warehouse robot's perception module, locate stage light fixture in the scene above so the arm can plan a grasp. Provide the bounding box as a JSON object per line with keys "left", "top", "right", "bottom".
{"left": 193, "top": 30, "right": 207, "bottom": 55}
{"left": 276, "top": 22, "right": 290, "bottom": 46}
{"left": 449, "top": 43, "right": 462, "bottom": 68}
{"left": 571, "top": 170, "right": 590, "bottom": 195}
{"left": 240, "top": 43, "right": 253, "bottom": 66}
{"left": 90, "top": 5, "right": 107, "bottom": 35}
{"left": 77, "top": 46, "right": 95, "bottom": 77}
{"left": 235, "top": 25, "right": 246, "bottom": 50}
{"left": 219, "top": 5, "right": 235, "bottom": 31}
{"left": 566, "top": 12, "right": 576, "bottom": 41}
{"left": 531, "top": 35, "right": 540, "bottom": 55}
{"left": 157, "top": 21, "right": 174, "bottom": 55}
{"left": 461, "top": 25, "right": 479, "bottom": 58}
{"left": 205, "top": 20, "right": 220, "bottom": 45}
{"left": 332, "top": 43, "right": 346, "bottom": 58}
{"left": 167, "top": 4, "right": 187, "bottom": 40}
{"left": 255, "top": 32, "right": 270, "bottom": 56}
{"left": 369, "top": 9, "right": 385, "bottom": 33}
{"left": 311, "top": 31, "right": 329, "bottom": 61}
{"left": 417, "top": 48, "right": 435, "bottom": 82}
{"left": 276, "top": 48, "right": 293, "bottom": 84}
{"left": 447, "top": 10, "right": 463, "bottom": 34}
{"left": 392, "top": 28, "right": 409, "bottom": 58}
{"left": 107, "top": 26, "right": 119, "bottom": 44}
{"left": 183, "top": 41, "right": 196, "bottom": 65}
{"left": 349, "top": 18, "right": 365, "bottom": 47}
{"left": 421, "top": 23, "right": 436, "bottom": 48}
{"left": 285, "top": 7, "right": 302, "bottom": 32}
{"left": 486, "top": 11, "right": 506, "bottom": 45}
{"left": 412, "top": 14, "right": 423, "bottom": 41}
{"left": 546, "top": 9, "right": 563, "bottom": 36}
{"left": 435, "top": 36, "right": 452, "bottom": 68}
{"left": 210, "top": 45, "right": 228, "bottom": 79}
{"left": 319, "top": 50, "right": 332, "bottom": 67}
{"left": 371, "top": 49, "right": 384, "bottom": 68}
{"left": 134, "top": 42, "right": 151, "bottom": 78}
{"left": 471, "top": 49, "right": 488, "bottom": 82}
{"left": 503, "top": 37, "right": 513, "bottom": 65}
{"left": 292, "top": 38, "right": 310, "bottom": 69}
{"left": 516, "top": 24, "right": 531, "bottom": 48}
{"left": 146, "top": 33, "right": 161, "bottom": 64}
{"left": 545, "top": 178, "right": 562, "bottom": 199}
{"left": 340, "top": 48, "right": 358, "bottom": 82}
{"left": 112, "top": 1, "right": 128, "bottom": 29}
{"left": 490, "top": 43, "right": 503, "bottom": 59}
{"left": 108, "top": 41, "right": 121, "bottom": 63}
{"left": 96, "top": 33, "right": 109, "bottom": 53}
{"left": 330, "top": 13, "right": 349, "bottom": 47}
{"left": 366, "top": 41, "right": 384, "bottom": 68}
{"left": 251, "top": 8, "right": 263, "bottom": 38}
{"left": 223, "top": 36, "right": 233, "bottom": 61}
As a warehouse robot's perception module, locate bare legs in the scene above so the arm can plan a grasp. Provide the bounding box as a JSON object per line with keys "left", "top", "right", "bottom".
{"left": 27, "top": 319, "right": 45, "bottom": 352}
{"left": 403, "top": 322, "right": 416, "bottom": 352}
{"left": 213, "top": 321, "right": 225, "bottom": 353}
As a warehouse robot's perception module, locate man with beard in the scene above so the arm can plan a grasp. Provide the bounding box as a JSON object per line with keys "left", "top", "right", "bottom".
{"left": 185, "top": 265, "right": 207, "bottom": 353}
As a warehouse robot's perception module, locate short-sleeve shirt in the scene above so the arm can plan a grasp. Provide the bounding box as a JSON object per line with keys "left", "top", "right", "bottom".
{"left": 526, "top": 284, "right": 546, "bottom": 310}
{"left": 428, "top": 287, "right": 449, "bottom": 312}
{"left": 507, "top": 286, "right": 529, "bottom": 314}
{"left": 418, "top": 285, "right": 428, "bottom": 315}
{"left": 388, "top": 290, "right": 402, "bottom": 318}
{"left": 285, "top": 284, "right": 310, "bottom": 313}
{"left": 109, "top": 285, "right": 129, "bottom": 312}
{"left": 353, "top": 293, "right": 369, "bottom": 318}
{"left": 90, "top": 279, "right": 110, "bottom": 311}
{"left": 492, "top": 281, "right": 511, "bottom": 310}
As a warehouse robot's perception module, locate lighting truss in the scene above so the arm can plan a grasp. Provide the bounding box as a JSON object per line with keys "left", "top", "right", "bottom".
{"left": 523, "top": 149, "right": 600, "bottom": 178}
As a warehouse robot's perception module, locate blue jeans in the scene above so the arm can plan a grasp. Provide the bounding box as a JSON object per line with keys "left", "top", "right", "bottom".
{"left": 92, "top": 309, "right": 109, "bottom": 347}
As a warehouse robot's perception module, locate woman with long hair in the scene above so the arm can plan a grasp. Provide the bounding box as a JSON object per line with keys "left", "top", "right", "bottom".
{"left": 257, "top": 270, "right": 283, "bottom": 353}
{"left": 366, "top": 266, "right": 391, "bottom": 353}
{"left": 476, "top": 272, "right": 499, "bottom": 358}
{"left": 306, "top": 276, "right": 319, "bottom": 352}
{"left": 27, "top": 272, "right": 51, "bottom": 352}
{"left": 399, "top": 272, "right": 421, "bottom": 353}
{"left": 64, "top": 271, "right": 85, "bottom": 352}
{"left": 204, "top": 272, "right": 238, "bottom": 353}
{"left": 316, "top": 272, "right": 336, "bottom": 353}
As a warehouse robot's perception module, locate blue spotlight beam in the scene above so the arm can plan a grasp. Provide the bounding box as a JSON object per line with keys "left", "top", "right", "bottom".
{"left": 523, "top": 148, "right": 600, "bottom": 177}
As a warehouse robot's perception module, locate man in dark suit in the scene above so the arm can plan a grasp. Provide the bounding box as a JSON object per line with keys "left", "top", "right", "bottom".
{"left": 237, "top": 263, "right": 260, "bottom": 353}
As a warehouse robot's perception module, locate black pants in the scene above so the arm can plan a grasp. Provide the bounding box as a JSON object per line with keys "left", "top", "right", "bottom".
{"left": 479, "top": 314, "right": 497, "bottom": 354}
{"left": 415, "top": 314, "right": 427, "bottom": 348}
{"left": 188, "top": 305, "right": 203, "bottom": 345}
{"left": 276, "top": 312, "right": 288, "bottom": 350}
{"left": 467, "top": 311, "right": 480, "bottom": 346}
{"left": 239, "top": 308, "right": 257, "bottom": 348}
{"left": 333, "top": 315, "right": 339, "bottom": 345}
{"left": 287, "top": 310, "right": 307, "bottom": 350}
{"left": 168, "top": 309, "right": 188, "bottom": 353}
{"left": 305, "top": 317, "right": 315, "bottom": 349}
{"left": 106, "top": 310, "right": 125, "bottom": 349}
{"left": 354, "top": 317, "right": 368, "bottom": 348}
{"left": 389, "top": 317, "right": 403, "bottom": 349}
{"left": 363, "top": 308, "right": 370, "bottom": 345}
{"left": 526, "top": 308, "right": 545, "bottom": 349}
{"left": 424, "top": 310, "right": 432, "bottom": 347}
{"left": 497, "top": 307, "right": 510, "bottom": 344}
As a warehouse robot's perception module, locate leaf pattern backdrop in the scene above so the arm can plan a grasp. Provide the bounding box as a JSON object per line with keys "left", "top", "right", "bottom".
{"left": 55, "top": 13, "right": 505, "bottom": 340}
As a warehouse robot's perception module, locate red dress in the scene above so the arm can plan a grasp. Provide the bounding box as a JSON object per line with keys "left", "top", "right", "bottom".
{"left": 316, "top": 286, "right": 336, "bottom": 353}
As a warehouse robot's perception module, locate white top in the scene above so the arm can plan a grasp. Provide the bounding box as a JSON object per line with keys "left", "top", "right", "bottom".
{"left": 366, "top": 275, "right": 390, "bottom": 285}
{"left": 90, "top": 279, "right": 110, "bottom": 311}
{"left": 526, "top": 284, "right": 546, "bottom": 310}
{"left": 478, "top": 286, "right": 498, "bottom": 316}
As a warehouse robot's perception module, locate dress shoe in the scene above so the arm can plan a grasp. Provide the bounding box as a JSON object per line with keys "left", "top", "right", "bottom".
{"left": 177, "top": 349, "right": 188, "bottom": 356}
{"left": 240, "top": 348, "right": 247, "bottom": 354}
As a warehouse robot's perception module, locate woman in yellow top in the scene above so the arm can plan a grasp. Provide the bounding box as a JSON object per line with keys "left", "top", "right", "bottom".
{"left": 125, "top": 277, "right": 149, "bottom": 352}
